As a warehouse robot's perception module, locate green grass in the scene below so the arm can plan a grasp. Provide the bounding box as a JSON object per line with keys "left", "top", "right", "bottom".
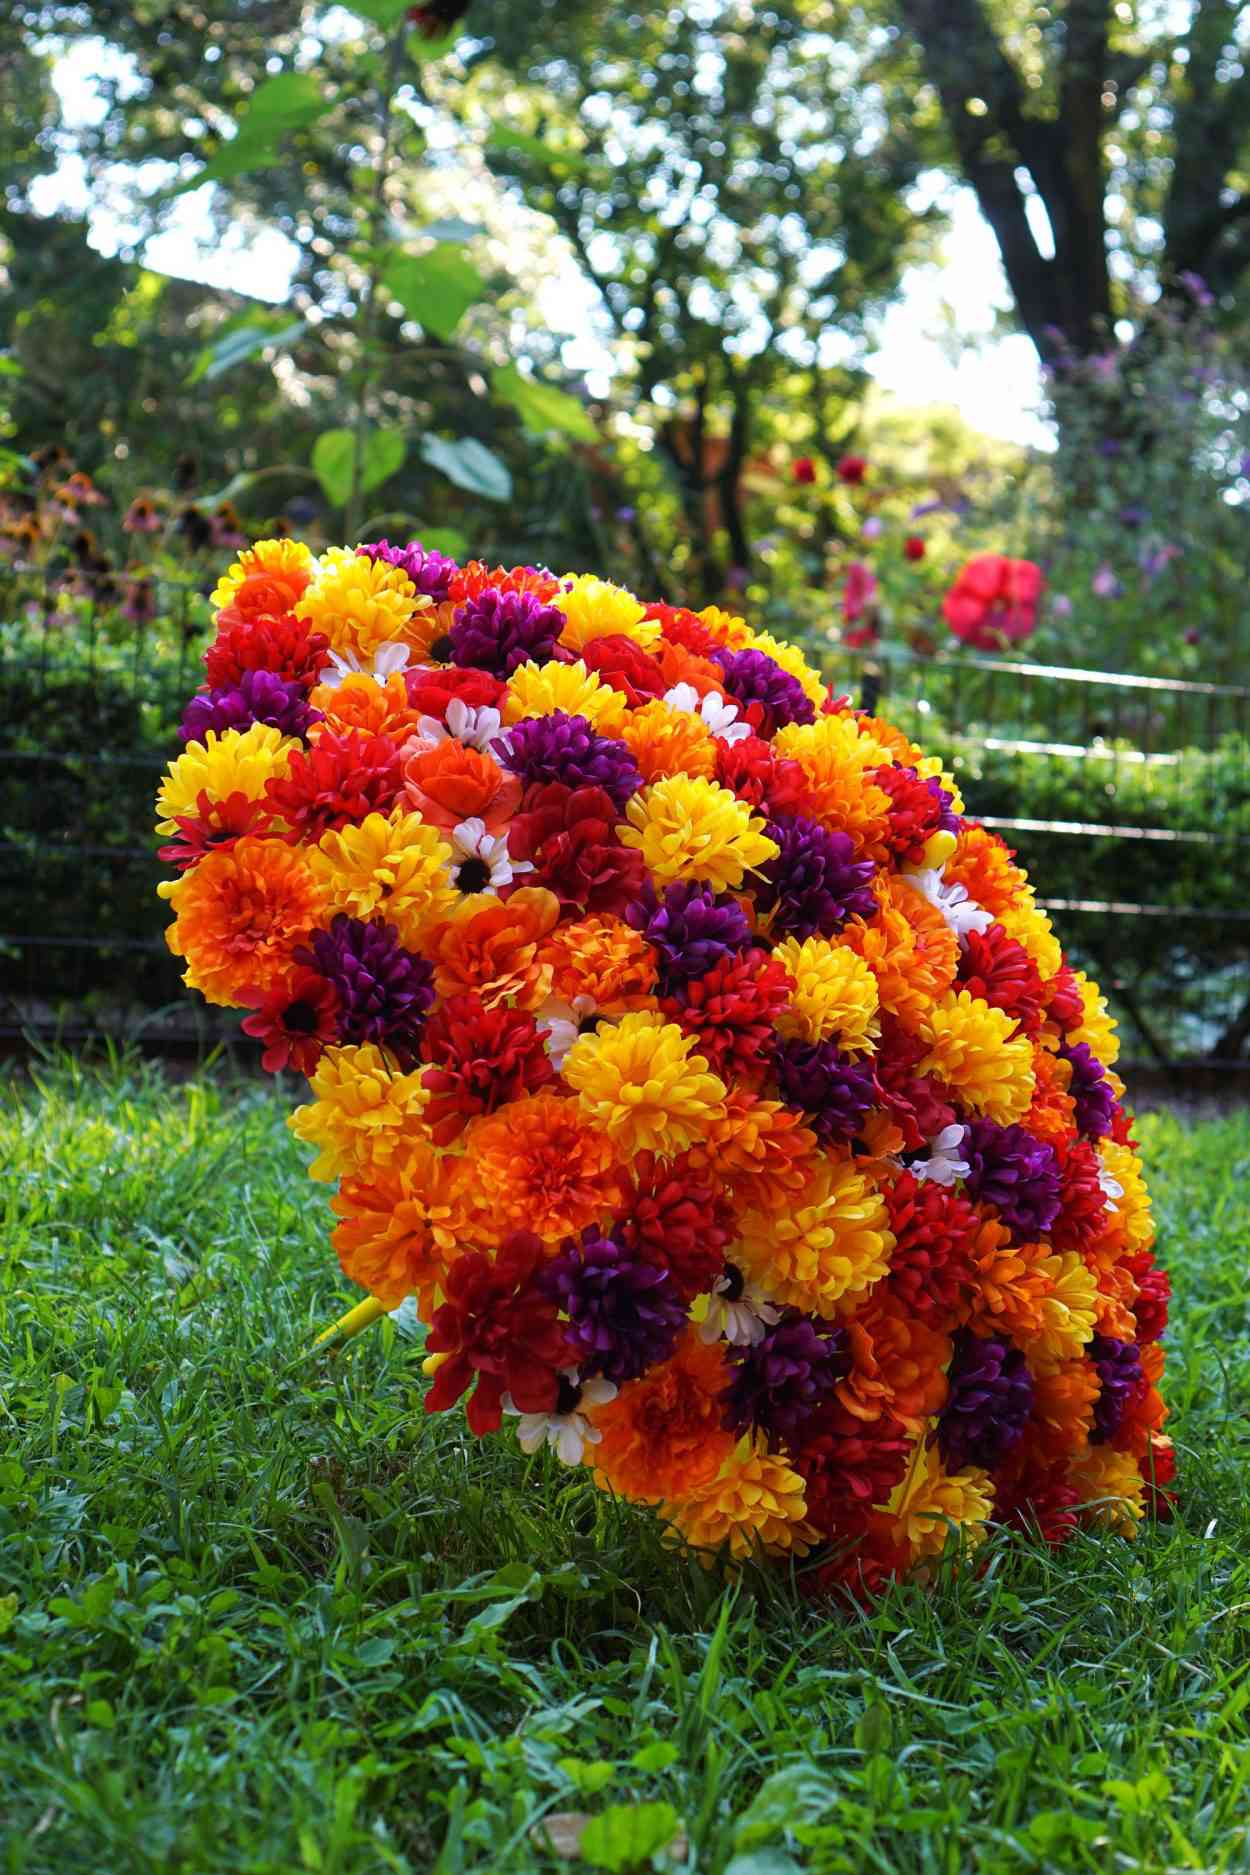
{"left": 1, "top": 1055, "right": 1248, "bottom": 1875}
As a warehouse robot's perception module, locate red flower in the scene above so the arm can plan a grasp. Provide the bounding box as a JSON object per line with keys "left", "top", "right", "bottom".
{"left": 872, "top": 762, "right": 949, "bottom": 867}
{"left": 580, "top": 634, "right": 669, "bottom": 707}
{"left": 157, "top": 788, "right": 274, "bottom": 871}
{"left": 872, "top": 1017, "right": 957, "bottom": 1152}
{"left": 205, "top": 611, "right": 329, "bottom": 693}
{"left": 618, "top": 1152, "right": 732, "bottom": 1300}
{"left": 992, "top": 1455, "right": 1082, "bottom": 1546}
{"left": 842, "top": 560, "right": 878, "bottom": 625}
{"left": 836, "top": 455, "right": 868, "bottom": 485}
{"left": 792, "top": 456, "right": 817, "bottom": 485}
{"left": 662, "top": 950, "right": 793, "bottom": 1082}
{"left": 880, "top": 1171, "right": 979, "bottom": 1330}
{"left": 264, "top": 730, "right": 404, "bottom": 841}
{"left": 903, "top": 535, "right": 926, "bottom": 561}
{"left": 1141, "top": 1437, "right": 1177, "bottom": 1520}
{"left": 943, "top": 554, "right": 1044, "bottom": 650}
{"left": 957, "top": 923, "right": 1047, "bottom": 1037}
{"left": 240, "top": 969, "right": 340, "bottom": 1073}
{"left": 1126, "top": 1252, "right": 1170, "bottom": 1343}
{"left": 714, "top": 734, "right": 807, "bottom": 818}
{"left": 643, "top": 603, "right": 718, "bottom": 659}
{"left": 405, "top": 666, "right": 504, "bottom": 720}
{"left": 1049, "top": 1137, "right": 1109, "bottom": 1255}
{"left": 407, "top": 0, "right": 470, "bottom": 40}
{"left": 420, "top": 993, "right": 554, "bottom": 1146}
{"left": 425, "top": 1234, "right": 569, "bottom": 1435}
{"left": 446, "top": 560, "right": 561, "bottom": 605}
{"left": 1045, "top": 965, "right": 1086, "bottom": 1033}
{"left": 508, "top": 783, "right": 646, "bottom": 916}
{"left": 795, "top": 1403, "right": 912, "bottom": 1534}
{"left": 842, "top": 624, "right": 880, "bottom": 650}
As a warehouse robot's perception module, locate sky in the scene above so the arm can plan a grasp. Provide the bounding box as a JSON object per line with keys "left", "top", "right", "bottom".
{"left": 30, "top": 37, "right": 1051, "bottom": 451}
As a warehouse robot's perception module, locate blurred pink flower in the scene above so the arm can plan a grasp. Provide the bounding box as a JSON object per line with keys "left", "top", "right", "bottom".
{"left": 842, "top": 560, "right": 879, "bottom": 624}
{"left": 943, "top": 554, "right": 1043, "bottom": 650}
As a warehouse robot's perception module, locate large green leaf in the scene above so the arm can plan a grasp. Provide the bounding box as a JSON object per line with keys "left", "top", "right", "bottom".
{"left": 383, "top": 247, "right": 486, "bottom": 340}
{"left": 174, "top": 72, "right": 330, "bottom": 194}
{"left": 420, "top": 436, "right": 512, "bottom": 503}
{"left": 313, "top": 427, "right": 407, "bottom": 508}
{"left": 577, "top": 1802, "right": 682, "bottom": 1872}
{"left": 349, "top": 0, "right": 412, "bottom": 24}
{"left": 186, "top": 318, "right": 305, "bottom": 386}
{"left": 408, "top": 27, "right": 461, "bottom": 62}
{"left": 492, "top": 364, "right": 597, "bottom": 442}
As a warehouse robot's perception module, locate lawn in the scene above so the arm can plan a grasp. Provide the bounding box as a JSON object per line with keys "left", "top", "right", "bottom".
{"left": 1, "top": 1056, "right": 1248, "bottom": 1875}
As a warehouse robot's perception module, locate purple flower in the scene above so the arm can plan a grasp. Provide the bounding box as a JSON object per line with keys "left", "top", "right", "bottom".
{"left": 722, "top": 1309, "right": 849, "bottom": 1446}
{"left": 1139, "top": 542, "right": 1182, "bottom": 579}
{"left": 755, "top": 814, "right": 877, "bottom": 940}
{"left": 358, "top": 537, "right": 459, "bottom": 602}
{"left": 772, "top": 1037, "right": 877, "bottom": 1144}
{"left": 937, "top": 1331, "right": 1033, "bottom": 1471}
{"left": 1091, "top": 563, "right": 1123, "bottom": 599}
{"left": 1090, "top": 1335, "right": 1144, "bottom": 1443}
{"left": 1049, "top": 594, "right": 1074, "bottom": 619}
{"left": 179, "top": 669, "right": 321, "bottom": 744}
{"left": 497, "top": 710, "right": 642, "bottom": 811}
{"left": 1060, "top": 1042, "right": 1115, "bottom": 1139}
{"left": 962, "top": 1120, "right": 1062, "bottom": 1239}
{"left": 625, "top": 881, "right": 751, "bottom": 989}
{"left": 542, "top": 1231, "right": 686, "bottom": 1384}
{"left": 297, "top": 915, "right": 435, "bottom": 1065}
{"left": 451, "top": 587, "right": 565, "bottom": 678}
{"left": 712, "top": 647, "right": 815, "bottom": 734}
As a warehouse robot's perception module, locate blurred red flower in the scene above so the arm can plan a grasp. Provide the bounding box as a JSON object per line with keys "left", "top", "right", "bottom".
{"left": 943, "top": 553, "right": 1043, "bottom": 650}
{"left": 792, "top": 457, "right": 817, "bottom": 485}
{"left": 903, "top": 535, "right": 925, "bottom": 561}
{"left": 836, "top": 455, "right": 868, "bottom": 485}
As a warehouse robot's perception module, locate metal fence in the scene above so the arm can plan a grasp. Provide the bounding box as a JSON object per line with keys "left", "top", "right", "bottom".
{"left": 1, "top": 567, "right": 1248, "bottom": 1075}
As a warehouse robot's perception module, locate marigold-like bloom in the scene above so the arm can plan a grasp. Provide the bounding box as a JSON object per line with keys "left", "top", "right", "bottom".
{"left": 885, "top": 1438, "right": 994, "bottom": 1561}
{"left": 690, "top": 1090, "right": 821, "bottom": 1216}
{"left": 331, "top": 1146, "right": 467, "bottom": 1306}
{"left": 287, "top": 1042, "right": 430, "bottom": 1181}
{"left": 296, "top": 546, "right": 426, "bottom": 659}
{"left": 420, "top": 994, "right": 554, "bottom": 1145}
{"left": 403, "top": 739, "right": 521, "bottom": 832}
{"left": 552, "top": 573, "right": 659, "bottom": 654}
{"left": 773, "top": 935, "right": 879, "bottom": 1052}
{"left": 1023, "top": 1250, "right": 1099, "bottom": 1370}
{"left": 696, "top": 604, "right": 754, "bottom": 650}
{"left": 210, "top": 536, "right": 315, "bottom": 619}
{"left": 1029, "top": 1358, "right": 1099, "bottom": 1460}
{"left": 265, "top": 730, "right": 405, "bottom": 842}
{"left": 538, "top": 913, "right": 658, "bottom": 1011}
{"left": 310, "top": 671, "right": 423, "bottom": 743}
{"left": 428, "top": 885, "right": 561, "bottom": 1009}
{"left": 837, "top": 1299, "right": 952, "bottom": 1431}
{"left": 425, "top": 1233, "right": 571, "bottom": 1436}
{"left": 1024, "top": 1045, "right": 1078, "bottom": 1147}
{"left": 162, "top": 836, "right": 323, "bottom": 1005}
{"left": 590, "top": 1331, "right": 735, "bottom": 1502}
{"left": 773, "top": 713, "right": 894, "bottom": 855}
{"left": 995, "top": 899, "right": 1063, "bottom": 983}
{"left": 309, "top": 808, "right": 456, "bottom": 948}
{"left": 620, "top": 698, "right": 719, "bottom": 782}
{"left": 1097, "top": 1141, "right": 1155, "bottom": 1254}
{"left": 1068, "top": 1444, "right": 1145, "bottom": 1536}
{"left": 745, "top": 630, "right": 827, "bottom": 712}
{"left": 563, "top": 1011, "right": 727, "bottom": 1158}
{"left": 963, "top": 1221, "right": 1052, "bottom": 1342}
{"left": 944, "top": 822, "right": 1028, "bottom": 919}
{"left": 466, "top": 1091, "right": 625, "bottom": 1241}
{"left": 918, "top": 990, "right": 1036, "bottom": 1125}
{"left": 665, "top": 1440, "right": 817, "bottom": 1561}
{"left": 619, "top": 775, "right": 778, "bottom": 891}
{"left": 735, "top": 1152, "right": 894, "bottom": 1314}
{"left": 844, "top": 874, "right": 959, "bottom": 1030}
{"left": 156, "top": 722, "right": 295, "bottom": 834}
{"left": 1067, "top": 969, "right": 1121, "bottom": 1068}
{"left": 502, "top": 657, "right": 629, "bottom": 735}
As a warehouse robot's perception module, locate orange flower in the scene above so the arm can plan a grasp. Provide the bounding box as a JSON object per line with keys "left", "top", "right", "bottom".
{"left": 845, "top": 873, "right": 959, "bottom": 1030}
{"left": 688, "top": 1090, "right": 821, "bottom": 1217}
{"left": 163, "top": 836, "right": 322, "bottom": 1006}
{"left": 652, "top": 639, "right": 728, "bottom": 697}
{"left": 309, "top": 671, "right": 423, "bottom": 742}
{"left": 837, "top": 1299, "right": 952, "bottom": 1432}
{"left": 1091, "top": 1259, "right": 1139, "bottom": 1340}
{"left": 964, "top": 1221, "right": 1053, "bottom": 1342}
{"left": 538, "top": 913, "right": 658, "bottom": 1011}
{"left": 945, "top": 823, "right": 1029, "bottom": 919}
{"left": 1025, "top": 1045, "right": 1077, "bottom": 1147}
{"left": 465, "top": 1091, "right": 625, "bottom": 1242}
{"left": 1029, "top": 1358, "right": 1099, "bottom": 1459}
{"left": 620, "top": 700, "right": 719, "bottom": 782}
{"left": 402, "top": 739, "right": 521, "bottom": 832}
{"left": 331, "top": 1148, "right": 468, "bottom": 1308}
{"left": 429, "top": 886, "right": 561, "bottom": 1009}
{"left": 210, "top": 538, "right": 314, "bottom": 621}
{"left": 590, "top": 1331, "right": 736, "bottom": 1503}
{"left": 774, "top": 715, "right": 894, "bottom": 857}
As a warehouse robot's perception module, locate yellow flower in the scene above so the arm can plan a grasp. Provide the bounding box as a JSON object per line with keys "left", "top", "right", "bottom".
{"left": 665, "top": 1438, "right": 817, "bottom": 1562}
{"left": 209, "top": 536, "right": 315, "bottom": 614}
{"left": 1068, "top": 1445, "right": 1145, "bottom": 1537}
{"left": 914, "top": 754, "right": 965, "bottom": 817}
{"left": 618, "top": 776, "right": 778, "bottom": 891}
{"left": 734, "top": 1152, "right": 894, "bottom": 1313}
{"left": 697, "top": 605, "right": 754, "bottom": 649}
{"left": 1023, "top": 1251, "right": 1099, "bottom": 1369}
{"left": 1098, "top": 1141, "right": 1155, "bottom": 1254}
{"left": 773, "top": 713, "right": 894, "bottom": 855}
{"left": 774, "top": 936, "right": 880, "bottom": 1052}
{"left": 155, "top": 722, "right": 295, "bottom": 834}
{"left": 995, "top": 898, "right": 1063, "bottom": 983}
{"left": 886, "top": 1436, "right": 993, "bottom": 1561}
{"left": 917, "top": 989, "right": 1036, "bottom": 1124}
{"left": 288, "top": 1043, "right": 430, "bottom": 1181}
{"left": 551, "top": 573, "right": 660, "bottom": 653}
{"left": 1068, "top": 969, "right": 1120, "bottom": 1067}
{"left": 563, "top": 1011, "right": 727, "bottom": 1158}
{"left": 296, "top": 546, "right": 428, "bottom": 659}
{"left": 743, "top": 630, "right": 828, "bottom": 710}
{"left": 502, "top": 657, "right": 629, "bottom": 735}
{"left": 309, "top": 807, "right": 456, "bottom": 947}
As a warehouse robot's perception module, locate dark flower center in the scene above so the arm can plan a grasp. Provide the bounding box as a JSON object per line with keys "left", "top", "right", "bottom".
{"left": 283, "top": 999, "right": 319, "bottom": 1035}
{"left": 577, "top": 1012, "right": 601, "bottom": 1036}
{"left": 429, "top": 634, "right": 453, "bottom": 662}
{"left": 555, "top": 1376, "right": 583, "bottom": 1415}
{"left": 456, "top": 857, "right": 492, "bottom": 894}
{"left": 721, "top": 1261, "right": 745, "bottom": 1302}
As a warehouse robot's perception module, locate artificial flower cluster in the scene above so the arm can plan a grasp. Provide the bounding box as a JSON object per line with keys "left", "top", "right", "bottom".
{"left": 156, "top": 536, "right": 1171, "bottom": 1593}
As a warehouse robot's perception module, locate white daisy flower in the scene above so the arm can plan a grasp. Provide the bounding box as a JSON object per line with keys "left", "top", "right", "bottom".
{"left": 448, "top": 818, "right": 531, "bottom": 896}
{"left": 911, "top": 1123, "right": 971, "bottom": 1187}
{"left": 416, "top": 696, "right": 504, "bottom": 752}
{"left": 535, "top": 994, "right": 600, "bottom": 1070}
{"left": 903, "top": 867, "right": 995, "bottom": 941}
{"left": 504, "top": 1371, "right": 618, "bottom": 1466}
{"left": 318, "top": 640, "right": 411, "bottom": 690}
{"left": 1097, "top": 1162, "right": 1124, "bottom": 1213}
{"left": 662, "top": 681, "right": 753, "bottom": 745}
{"left": 698, "top": 1267, "right": 783, "bottom": 1347}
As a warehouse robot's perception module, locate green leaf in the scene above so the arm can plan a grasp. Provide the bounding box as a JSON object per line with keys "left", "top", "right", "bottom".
{"left": 383, "top": 247, "right": 485, "bottom": 340}
{"left": 174, "top": 72, "right": 330, "bottom": 194}
{"left": 578, "top": 1802, "right": 682, "bottom": 1872}
{"left": 486, "top": 126, "right": 590, "bottom": 173}
{"left": 408, "top": 28, "right": 461, "bottom": 62}
{"left": 186, "top": 319, "right": 304, "bottom": 386}
{"left": 85, "top": 1699, "right": 115, "bottom": 1730}
{"left": 313, "top": 428, "right": 406, "bottom": 508}
{"left": 557, "top": 1756, "right": 617, "bottom": 1795}
{"left": 492, "top": 364, "right": 597, "bottom": 442}
{"left": 418, "top": 525, "right": 467, "bottom": 559}
{"left": 420, "top": 435, "right": 512, "bottom": 503}
{"left": 0, "top": 354, "right": 23, "bottom": 378}
{"left": 350, "top": 0, "right": 412, "bottom": 24}
{"left": 0, "top": 1594, "right": 16, "bottom": 1637}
